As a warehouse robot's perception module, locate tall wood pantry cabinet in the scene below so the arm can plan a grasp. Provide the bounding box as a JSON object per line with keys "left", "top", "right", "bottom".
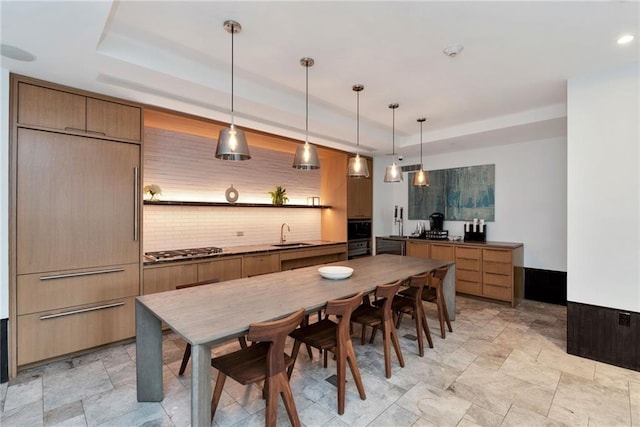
{"left": 9, "top": 75, "right": 143, "bottom": 374}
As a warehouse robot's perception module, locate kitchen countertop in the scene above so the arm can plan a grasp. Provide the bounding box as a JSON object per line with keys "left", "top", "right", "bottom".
{"left": 143, "top": 240, "right": 347, "bottom": 266}
{"left": 377, "top": 235, "right": 523, "bottom": 249}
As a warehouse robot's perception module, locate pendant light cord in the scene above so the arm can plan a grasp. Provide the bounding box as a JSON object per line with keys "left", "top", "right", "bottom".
{"left": 420, "top": 120, "right": 423, "bottom": 167}
{"left": 356, "top": 90, "right": 360, "bottom": 153}
{"left": 230, "top": 23, "right": 235, "bottom": 124}
{"left": 305, "top": 62, "right": 309, "bottom": 143}
{"left": 392, "top": 107, "right": 396, "bottom": 158}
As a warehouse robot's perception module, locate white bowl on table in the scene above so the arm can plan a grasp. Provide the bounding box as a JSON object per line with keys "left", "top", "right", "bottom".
{"left": 318, "top": 266, "right": 354, "bottom": 280}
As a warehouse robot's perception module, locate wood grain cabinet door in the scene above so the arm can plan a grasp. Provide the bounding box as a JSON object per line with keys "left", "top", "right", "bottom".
{"left": 86, "top": 98, "right": 141, "bottom": 141}
{"left": 17, "top": 82, "right": 85, "bottom": 132}
{"left": 16, "top": 128, "right": 141, "bottom": 274}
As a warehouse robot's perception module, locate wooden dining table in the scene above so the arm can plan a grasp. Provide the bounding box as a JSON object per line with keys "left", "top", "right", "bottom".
{"left": 135, "top": 254, "right": 455, "bottom": 426}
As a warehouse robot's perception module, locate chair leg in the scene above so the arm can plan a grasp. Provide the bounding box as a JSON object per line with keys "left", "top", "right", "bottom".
{"left": 278, "top": 372, "right": 301, "bottom": 427}
{"left": 437, "top": 286, "right": 453, "bottom": 333}
{"left": 434, "top": 289, "right": 446, "bottom": 339}
{"left": 211, "top": 370, "right": 227, "bottom": 421}
{"left": 414, "top": 307, "right": 424, "bottom": 357}
{"left": 420, "top": 304, "right": 434, "bottom": 348}
{"left": 238, "top": 336, "right": 248, "bottom": 349}
{"left": 336, "top": 344, "right": 347, "bottom": 415}
{"left": 345, "top": 341, "right": 366, "bottom": 401}
{"left": 265, "top": 376, "right": 278, "bottom": 427}
{"left": 395, "top": 312, "right": 404, "bottom": 328}
{"left": 287, "top": 340, "right": 303, "bottom": 378}
{"left": 382, "top": 322, "right": 393, "bottom": 378}
{"left": 360, "top": 323, "right": 367, "bottom": 345}
{"left": 178, "top": 343, "right": 191, "bottom": 376}
{"left": 369, "top": 325, "right": 379, "bottom": 344}
{"left": 323, "top": 347, "right": 328, "bottom": 368}
{"left": 389, "top": 320, "right": 405, "bottom": 371}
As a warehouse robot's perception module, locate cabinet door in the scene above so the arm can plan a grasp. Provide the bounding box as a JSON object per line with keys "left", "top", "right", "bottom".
{"left": 406, "top": 241, "right": 430, "bottom": 258}
{"left": 17, "top": 129, "right": 140, "bottom": 274}
{"left": 86, "top": 98, "right": 141, "bottom": 141}
{"left": 143, "top": 263, "right": 198, "bottom": 295}
{"left": 198, "top": 257, "right": 243, "bottom": 282}
{"left": 431, "top": 244, "right": 455, "bottom": 261}
{"left": 242, "top": 253, "right": 280, "bottom": 277}
{"left": 347, "top": 157, "right": 373, "bottom": 218}
{"left": 18, "top": 82, "right": 85, "bottom": 132}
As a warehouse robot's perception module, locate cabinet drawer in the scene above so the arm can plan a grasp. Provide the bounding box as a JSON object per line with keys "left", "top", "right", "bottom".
{"left": 17, "top": 296, "right": 135, "bottom": 366}
{"left": 431, "top": 244, "right": 454, "bottom": 262}
{"left": 198, "top": 257, "right": 242, "bottom": 282}
{"left": 483, "top": 261, "right": 512, "bottom": 275}
{"left": 143, "top": 263, "right": 197, "bottom": 295}
{"left": 483, "top": 272, "right": 512, "bottom": 288}
{"left": 17, "top": 264, "right": 139, "bottom": 315}
{"left": 483, "top": 249, "right": 512, "bottom": 263}
{"left": 457, "top": 269, "right": 481, "bottom": 283}
{"left": 242, "top": 253, "right": 280, "bottom": 277}
{"left": 456, "top": 279, "right": 482, "bottom": 296}
{"left": 456, "top": 257, "right": 480, "bottom": 271}
{"left": 482, "top": 284, "right": 512, "bottom": 302}
{"left": 456, "top": 247, "right": 481, "bottom": 260}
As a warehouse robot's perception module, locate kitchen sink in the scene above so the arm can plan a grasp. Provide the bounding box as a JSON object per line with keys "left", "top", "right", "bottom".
{"left": 271, "top": 242, "right": 312, "bottom": 247}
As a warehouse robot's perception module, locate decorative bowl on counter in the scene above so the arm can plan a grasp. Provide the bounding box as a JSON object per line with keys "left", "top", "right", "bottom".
{"left": 318, "top": 266, "right": 354, "bottom": 280}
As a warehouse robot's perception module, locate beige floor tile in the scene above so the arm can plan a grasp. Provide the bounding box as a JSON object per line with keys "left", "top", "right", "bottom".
{"left": 499, "top": 349, "right": 561, "bottom": 390}
{"left": 594, "top": 361, "right": 640, "bottom": 391}
{"left": 502, "top": 404, "right": 568, "bottom": 427}
{"left": 395, "top": 381, "right": 471, "bottom": 425}
{"left": 537, "top": 348, "right": 596, "bottom": 381}
{"left": 630, "top": 379, "right": 640, "bottom": 426}
{"left": 459, "top": 404, "right": 504, "bottom": 427}
{"left": 550, "top": 372, "right": 631, "bottom": 426}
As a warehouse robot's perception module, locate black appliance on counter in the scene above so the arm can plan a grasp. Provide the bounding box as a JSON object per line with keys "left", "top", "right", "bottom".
{"left": 429, "top": 212, "right": 444, "bottom": 231}
{"left": 348, "top": 219, "right": 372, "bottom": 258}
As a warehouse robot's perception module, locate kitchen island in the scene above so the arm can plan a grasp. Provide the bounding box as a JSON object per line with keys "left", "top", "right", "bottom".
{"left": 135, "top": 254, "right": 454, "bottom": 426}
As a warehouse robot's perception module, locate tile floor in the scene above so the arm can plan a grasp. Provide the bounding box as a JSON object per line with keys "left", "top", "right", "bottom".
{"left": 1, "top": 296, "right": 639, "bottom": 426}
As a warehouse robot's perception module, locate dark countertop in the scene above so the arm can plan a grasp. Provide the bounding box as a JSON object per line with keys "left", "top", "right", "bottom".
{"left": 377, "top": 235, "right": 523, "bottom": 249}
{"left": 143, "top": 240, "right": 347, "bottom": 266}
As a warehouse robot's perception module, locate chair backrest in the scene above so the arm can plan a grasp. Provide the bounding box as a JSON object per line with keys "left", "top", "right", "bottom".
{"left": 406, "top": 272, "right": 429, "bottom": 304}
{"left": 325, "top": 291, "right": 364, "bottom": 341}
{"left": 247, "top": 308, "right": 305, "bottom": 376}
{"left": 375, "top": 279, "right": 403, "bottom": 321}
{"left": 430, "top": 266, "right": 450, "bottom": 284}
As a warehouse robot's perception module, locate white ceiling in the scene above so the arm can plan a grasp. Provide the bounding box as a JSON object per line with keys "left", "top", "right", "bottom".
{"left": 1, "top": 1, "right": 638, "bottom": 157}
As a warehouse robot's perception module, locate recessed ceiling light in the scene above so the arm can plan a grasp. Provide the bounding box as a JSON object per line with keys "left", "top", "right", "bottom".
{"left": 443, "top": 44, "right": 464, "bottom": 57}
{"left": 617, "top": 34, "right": 634, "bottom": 45}
{"left": 0, "top": 44, "right": 36, "bottom": 62}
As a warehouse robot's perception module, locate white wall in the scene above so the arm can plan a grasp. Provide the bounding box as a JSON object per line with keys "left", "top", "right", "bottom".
{"left": 567, "top": 62, "right": 640, "bottom": 312}
{"left": 1, "top": 68, "right": 9, "bottom": 319}
{"left": 373, "top": 136, "right": 568, "bottom": 272}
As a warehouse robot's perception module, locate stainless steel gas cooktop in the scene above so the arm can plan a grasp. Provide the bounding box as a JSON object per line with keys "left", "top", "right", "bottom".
{"left": 144, "top": 246, "right": 223, "bottom": 261}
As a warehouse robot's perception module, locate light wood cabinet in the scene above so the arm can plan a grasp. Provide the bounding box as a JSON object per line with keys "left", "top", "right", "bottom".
{"left": 10, "top": 75, "right": 143, "bottom": 373}
{"left": 143, "top": 263, "right": 198, "bottom": 295}
{"left": 455, "top": 247, "right": 482, "bottom": 296}
{"left": 280, "top": 244, "right": 347, "bottom": 270}
{"left": 347, "top": 157, "right": 373, "bottom": 219}
{"left": 406, "top": 240, "right": 430, "bottom": 258}
{"left": 17, "top": 82, "right": 141, "bottom": 142}
{"left": 197, "top": 257, "right": 242, "bottom": 282}
{"left": 482, "top": 249, "right": 515, "bottom": 303}
{"left": 430, "top": 243, "right": 455, "bottom": 262}
{"left": 243, "top": 253, "right": 280, "bottom": 277}
{"left": 16, "top": 129, "right": 140, "bottom": 274}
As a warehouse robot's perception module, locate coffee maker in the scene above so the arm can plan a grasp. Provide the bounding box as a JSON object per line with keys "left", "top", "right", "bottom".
{"left": 429, "top": 212, "right": 444, "bottom": 231}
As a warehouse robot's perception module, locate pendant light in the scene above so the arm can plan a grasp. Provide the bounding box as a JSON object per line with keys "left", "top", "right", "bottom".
{"left": 215, "top": 20, "right": 251, "bottom": 161}
{"left": 384, "top": 103, "right": 403, "bottom": 182}
{"left": 348, "top": 84, "right": 370, "bottom": 178}
{"left": 413, "top": 118, "right": 430, "bottom": 187}
{"left": 292, "top": 57, "right": 320, "bottom": 169}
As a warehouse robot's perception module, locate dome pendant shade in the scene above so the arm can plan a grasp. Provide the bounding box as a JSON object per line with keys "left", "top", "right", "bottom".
{"left": 413, "top": 168, "right": 429, "bottom": 186}
{"left": 216, "top": 125, "right": 250, "bottom": 160}
{"left": 293, "top": 142, "right": 320, "bottom": 170}
{"left": 348, "top": 153, "right": 370, "bottom": 178}
{"left": 384, "top": 162, "right": 403, "bottom": 182}
{"left": 293, "top": 57, "right": 320, "bottom": 170}
{"left": 215, "top": 20, "right": 251, "bottom": 161}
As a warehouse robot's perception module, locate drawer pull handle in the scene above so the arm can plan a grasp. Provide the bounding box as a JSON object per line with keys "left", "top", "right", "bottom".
{"left": 64, "top": 126, "right": 86, "bottom": 132}
{"left": 40, "top": 268, "right": 125, "bottom": 281}
{"left": 40, "top": 302, "right": 125, "bottom": 320}
{"left": 86, "top": 130, "right": 107, "bottom": 136}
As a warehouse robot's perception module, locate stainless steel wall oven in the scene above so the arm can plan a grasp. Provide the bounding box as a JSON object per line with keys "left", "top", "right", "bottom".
{"left": 348, "top": 220, "right": 372, "bottom": 258}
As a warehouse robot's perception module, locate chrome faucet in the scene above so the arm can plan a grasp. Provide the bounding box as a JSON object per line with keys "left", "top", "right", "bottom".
{"left": 280, "top": 223, "right": 290, "bottom": 244}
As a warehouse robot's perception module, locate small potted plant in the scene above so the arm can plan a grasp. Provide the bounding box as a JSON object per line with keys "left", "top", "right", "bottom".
{"left": 143, "top": 184, "right": 162, "bottom": 201}
{"left": 268, "top": 185, "right": 289, "bottom": 206}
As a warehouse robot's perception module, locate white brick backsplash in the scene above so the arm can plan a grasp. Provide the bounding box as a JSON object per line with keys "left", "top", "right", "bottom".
{"left": 143, "top": 127, "right": 322, "bottom": 251}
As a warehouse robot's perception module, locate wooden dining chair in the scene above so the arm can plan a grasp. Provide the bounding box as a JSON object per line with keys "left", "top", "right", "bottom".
{"left": 211, "top": 308, "right": 305, "bottom": 427}
{"left": 351, "top": 280, "right": 405, "bottom": 378}
{"left": 390, "top": 272, "right": 434, "bottom": 356}
{"left": 175, "top": 279, "right": 247, "bottom": 376}
{"left": 400, "top": 266, "right": 452, "bottom": 338}
{"left": 287, "top": 292, "right": 366, "bottom": 415}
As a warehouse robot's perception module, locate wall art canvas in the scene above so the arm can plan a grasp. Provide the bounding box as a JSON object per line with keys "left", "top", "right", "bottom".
{"left": 408, "top": 164, "right": 495, "bottom": 221}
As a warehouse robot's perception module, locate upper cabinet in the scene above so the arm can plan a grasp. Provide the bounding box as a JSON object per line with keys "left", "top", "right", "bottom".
{"left": 347, "top": 156, "right": 373, "bottom": 219}
{"left": 17, "top": 82, "right": 141, "bottom": 142}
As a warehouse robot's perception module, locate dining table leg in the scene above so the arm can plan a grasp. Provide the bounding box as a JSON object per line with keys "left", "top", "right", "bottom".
{"left": 442, "top": 264, "right": 456, "bottom": 321}
{"left": 135, "top": 300, "right": 163, "bottom": 401}
{"left": 191, "top": 343, "right": 212, "bottom": 426}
